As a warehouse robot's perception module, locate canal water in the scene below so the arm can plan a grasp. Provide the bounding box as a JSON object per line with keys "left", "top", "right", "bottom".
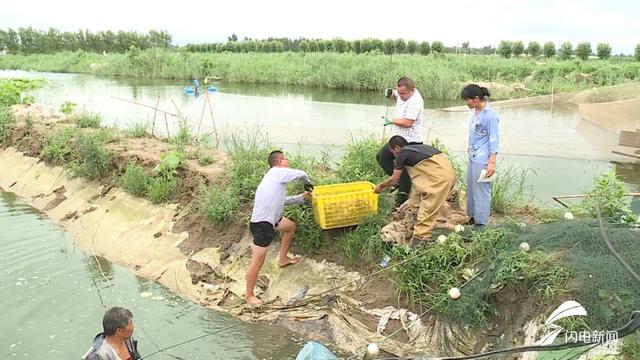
{"left": 0, "top": 190, "right": 307, "bottom": 360}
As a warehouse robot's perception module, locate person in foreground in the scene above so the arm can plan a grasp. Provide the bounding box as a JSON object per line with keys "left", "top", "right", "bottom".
{"left": 246, "top": 150, "right": 313, "bottom": 306}
{"left": 82, "top": 307, "right": 141, "bottom": 360}
{"left": 374, "top": 136, "right": 456, "bottom": 248}
{"left": 461, "top": 84, "right": 500, "bottom": 227}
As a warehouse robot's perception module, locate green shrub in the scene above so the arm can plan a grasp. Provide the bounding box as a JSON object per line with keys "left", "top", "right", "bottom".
{"left": 170, "top": 121, "right": 193, "bottom": 145}
{"left": 577, "top": 170, "right": 638, "bottom": 223}
{"left": 125, "top": 122, "right": 149, "bottom": 138}
{"left": 199, "top": 185, "right": 241, "bottom": 224}
{"left": 620, "top": 335, "right": 640, "bottom": 360}
{"left": 284, "top": 205, "right": 323, "bottom": 254}
{"left": 0, "top": 106, "right": 14, "bottom": 143}
{"left": 71, "top": 134, "right": 111, "bottom": 180}
{"left": 147, "top": 176, "right": 179, "bottom": 203}
{"left": 154, "top": 150, "right": 186, "bottom": 179}
{"left": 491, "top": 165, "right": 534, "bottom": 215}
{"left": 120, "top": 162, "right": 149, "bottom": 196}
{"left": 59, "top": 101, "right": 77, "bottom": 115}
{"left": 41, "top": 127, "right": 77, "bottom": 164}
{"left": 226, "top": 130, "right": 271, "bottom": 199}
{"left": 198, "top": 153, "right": 214, "bottom": 166}
{"left": 340, "top": 215, "right": 388, "bottom": 262}
{"left": 76, "top": 111, "right": 102, "bottom": 128}
{"left": 335, "top": 135, "right": 386, "bottom": 183}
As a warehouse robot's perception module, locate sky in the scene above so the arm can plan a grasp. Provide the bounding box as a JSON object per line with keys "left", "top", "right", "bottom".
{"left": 1, "top": 0, "right": 638, "bottom": 54}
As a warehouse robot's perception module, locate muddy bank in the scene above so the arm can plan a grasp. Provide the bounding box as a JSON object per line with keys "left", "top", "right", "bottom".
{"left": 0, "top": 103, "right": 491, "bottom": 357}
{"left": 5, "top": 102, "right": 627, "bottom": 359}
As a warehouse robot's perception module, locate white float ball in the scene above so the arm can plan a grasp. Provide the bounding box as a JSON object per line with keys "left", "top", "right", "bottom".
{"left": 454, "top": 224, "right": 465, "bottom": 233}
{"left": 449, "top": 287, "right": 461, "bottom": 300}
{"left": 367, "top": 343, "right": 379, "bottom": 356}
{"left": 437, "top": 235, "right": 447, "bottom": 244}
{"left": 519, "top": 242, "right": 530, "bottom": 252}
{"left": 564, "top": 212, "right": 574, "bottom": 220}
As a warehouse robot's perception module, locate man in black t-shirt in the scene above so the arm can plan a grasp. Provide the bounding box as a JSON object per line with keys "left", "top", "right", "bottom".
{"left": 375, "top": 136, "right": 456, "bottom": 247}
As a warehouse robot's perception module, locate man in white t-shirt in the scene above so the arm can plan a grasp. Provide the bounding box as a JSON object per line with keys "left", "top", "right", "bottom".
{"left": 377, "top": 76, "right": 424, "bottom": 207}
{"left": 246, "top": 150, "right": 313, "bottom": 306}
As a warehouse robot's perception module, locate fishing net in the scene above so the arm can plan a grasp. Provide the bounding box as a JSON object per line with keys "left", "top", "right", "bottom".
{"left": 391, "top": 216, "right": 640, "bottom": 330}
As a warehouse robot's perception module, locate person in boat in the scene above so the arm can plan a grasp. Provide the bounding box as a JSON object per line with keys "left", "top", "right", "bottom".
{"left": 82, "top": 307, "right": 141, "bottom": 360}
{"left": 377, "top": 76, "right": 425, "bottom": 209}
{"left": 246, "top": 150, "right": 313, "bottom": 306}
{"left": 374, "top": 136, "right": 456, "bottom": 247}
{"left": 461, "top": 84, "right": 500, "bottom": 227}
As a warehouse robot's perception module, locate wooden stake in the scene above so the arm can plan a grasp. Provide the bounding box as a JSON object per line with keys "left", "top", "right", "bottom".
{"left": 196, "top": 95, "right": 207, "bottom": 142}
{"left": 110, "top": 96, "right": 176, "bottom": 117}
{"left": 164, "top": 113, "right": 170, "bottom": 138}
{"left": 552, "top": 192, "right": 640, "bottom": 208}
{"left": 151, "top": 96, "right": 160, "bottom": 136}
{"left": 206, "top": 92, "right": 220, "bottom": 148}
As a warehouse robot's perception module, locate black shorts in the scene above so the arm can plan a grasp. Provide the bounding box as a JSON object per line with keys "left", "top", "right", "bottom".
{"left": 250, "top": 221, "right": 276, "bottom": 247}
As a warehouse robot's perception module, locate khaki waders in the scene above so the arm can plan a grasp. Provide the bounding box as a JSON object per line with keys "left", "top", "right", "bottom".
{"left": 405, "top": 153, "right": 456, "bottom": 239}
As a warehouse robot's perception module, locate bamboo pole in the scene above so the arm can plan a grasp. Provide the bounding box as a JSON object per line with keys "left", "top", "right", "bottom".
{"left": 164, "top": 113, "right": 170, "bottom": 138}
{"left": 196, "top": 95, "right": 207, "bottom": 142}
{"left": 171, "top": 98, "right": 185, "bottom": 122}
{"left": 552, "top": 192, "right": 640, "bottom": 208}
{"left": 206, "top": 92, "right": 220, "bottom": 148}
{"left": 151, "top": 96, "right": 160, "bottom": 136}
{"left": 110, "top": 96, "right": 177, "bottom": 117}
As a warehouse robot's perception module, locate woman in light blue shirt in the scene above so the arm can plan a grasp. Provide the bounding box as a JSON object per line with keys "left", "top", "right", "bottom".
{"left": 461, "top": 84, "right": 499, "bottom": 226}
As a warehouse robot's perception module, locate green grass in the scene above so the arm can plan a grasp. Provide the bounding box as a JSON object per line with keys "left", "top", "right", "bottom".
{"left": 340, "top": 215, "right": 388, "bottom": 262}
{"left": 2, "top": 51, "right": 639, "bottom": 99}
{"left": 335, "top": 134, "right": 386, "bottom": 184}
{"left": 70, "top": 133, "right": 111, "bottom": 180}
{"left": 620, "top": 335, "right": 640, "bottom": 360}
{"left": 390, "top": 226, "right": 568, "bottom": 325}
{"left": 41, "top": 127, "right": 77, "bottom": 164}
{"left": 0, "top": 78, "right": 43, "bottom": 144}
{"left": 125, "top": 122, "right": 149, "bottom": 138}
{"left": 491, "top": 164, "right": 535, "bottom": 215}
{"left": 198, "top": 153, "right": 214, "bottom": 166}
{"left": 119, "top": 162, "right": 150, "bottom": 196}
{"left": 147, "top": 176, "right": 179, "bottom": 204}
{"left": 575, "top": 170, "right": 639, "bottom": 223}
{"left": 59, "top": 101, "right": 77, "bottom": 115}
{"left": 283, "top": 205, "right": 323, "bottom": 253}
{"left": 169, "top": 121, "right": 193, "bottom": 145}
{"left": 0, "top": 106, "right": 14, "bottom": 143}
{"left": 75, "top": 111, "right": 102, "bottom": 128}
{"left": 199, "top": 186, "right": 241, "bottom": 225}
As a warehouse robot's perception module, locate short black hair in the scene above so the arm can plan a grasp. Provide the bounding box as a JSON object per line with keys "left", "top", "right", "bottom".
{"left": 268, "top": 150, "right": 284, "bottom": 167}
{"left": 397, "top": 77, "right": 415, "bottom": 90}
{"left": 103, "top": 307, "right": 133, "bottom": 336}
{"left": 388, "top": 135, "right": 408, "bottom": 149}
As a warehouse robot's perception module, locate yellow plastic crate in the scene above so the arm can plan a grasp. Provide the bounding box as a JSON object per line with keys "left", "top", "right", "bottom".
{"left": 311, "top": 181, "right": 378, "bottom": 229}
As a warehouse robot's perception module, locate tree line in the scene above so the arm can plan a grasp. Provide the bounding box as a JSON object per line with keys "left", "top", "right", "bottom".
{"left": 186, "top": 35, "right": 494, "bottom": 56}
{"left": 497, "top": 40, "right": 620, "bottom": 60}
{"left": 0, "top": 27, "right": 172, "bottom": 54}
{"left": 186, "top": 35, "right": 640, "bottom": 61}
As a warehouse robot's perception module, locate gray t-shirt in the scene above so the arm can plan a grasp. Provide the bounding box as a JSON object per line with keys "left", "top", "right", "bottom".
{"left": 250, "top": 167, "right": 310, "bottom": 226}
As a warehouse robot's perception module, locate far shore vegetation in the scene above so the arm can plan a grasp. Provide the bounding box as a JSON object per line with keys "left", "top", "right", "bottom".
{"left": 1, "top": 28, "right": 640, "bottom": 100}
